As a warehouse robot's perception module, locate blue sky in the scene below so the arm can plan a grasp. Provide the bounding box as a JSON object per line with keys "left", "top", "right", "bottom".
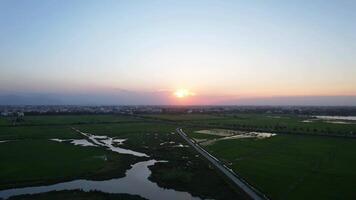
{"left": 0, "top": 0, "right": 355, "bottom": 105}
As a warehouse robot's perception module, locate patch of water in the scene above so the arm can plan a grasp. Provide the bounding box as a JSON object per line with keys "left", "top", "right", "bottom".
{"left": 173, "top": 144, "right": 189, "bottom": 148}
{"left": 70, "top": 139, "right": 97, "bottom": 147}
{"left": 50, "top": 139, "right": 97, "bottom": 147}
{"left": 314, "top": 115, "right": 356, "bottom": 121}
{"left": 93, "top": 136, "right": 148, "bottom": 157}
{"left": 200, "top": 131, "right": 277, "bottom": 146}
{"left": 50, "top": 139, "right": 67, "bottom": 142}
{"left": 50, "top": 132, "right": 147, "bottom": 157}
{"left": 0, "top": 160, "right": 201, "bottom": 200}
{"left": 92, "top": 135, "right": 108, "bottom": 139}
{"left": 113, "top": 139, "right": 126, "bottom": 144}
{"left": 249, "top": 132, "right": 277, "bottom": 138}
{"left": 326, "top": 121, "right": 354, "bottom": 124}
{"left": 159, "top": 142, "right": 167, "bottom": 146}
{"left": 71, "top": 128, "right": 149, "bottom": 157}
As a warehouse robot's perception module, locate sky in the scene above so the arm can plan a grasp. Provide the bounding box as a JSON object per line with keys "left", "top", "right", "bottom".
{"left": 0, "top": 0, "right": 355, "bottom": 105}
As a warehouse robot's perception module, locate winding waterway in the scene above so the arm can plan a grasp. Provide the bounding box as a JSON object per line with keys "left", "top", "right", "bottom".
{"left": 0, "top": 129, "right": 201, "bottom": 200}
{"left": 0, "top": 160, "right": 200, "bottom": 200}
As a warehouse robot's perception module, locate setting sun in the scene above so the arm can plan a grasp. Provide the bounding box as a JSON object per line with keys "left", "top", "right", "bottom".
{"left": 174, "top": 89, "right": 194, "bottom": 98}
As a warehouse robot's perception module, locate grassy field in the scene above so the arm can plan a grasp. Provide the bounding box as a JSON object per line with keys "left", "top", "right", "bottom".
{"left": 4, "top": 113, "right": 355, "bottom": 199}
{"left": 142, "top": 114, "right": 224, "bottom": 121}
{"left": 15, "top": 115, "right": 141, "bottom": 126}
{"left": 183, "top": 127, "right": 224, "bottom": 140}
{"left": 0, "top": 139, "right": 137, "bottom": 190}
{"left": 143, "top": 113, "right": 356, "bottom": 136}
{"left": 0, "top": 118, "right": 10, "bottom": 126}
{"left": 0, "top": 115, "right": 241, "bottom": 200}
{"left": 73, "top": 122, "right": 178, "bottom": 154}
{"left": 0, "top": 126, "right": 81, "bottom": 140}
{"left": 204, "top": 134, "right": 356, "bottom": 200}
{"left": 74, "top": 123, "right": 244, "bottom": 199}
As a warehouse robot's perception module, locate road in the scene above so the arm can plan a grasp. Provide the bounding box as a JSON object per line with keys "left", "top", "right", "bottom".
{"left": 176, "top": 128, "right": 268, "bottom": 200}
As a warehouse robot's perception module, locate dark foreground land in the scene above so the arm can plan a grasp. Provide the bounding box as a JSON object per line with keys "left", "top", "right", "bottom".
{"left": 1, "top": 113, "right": 356, "bottom": 199}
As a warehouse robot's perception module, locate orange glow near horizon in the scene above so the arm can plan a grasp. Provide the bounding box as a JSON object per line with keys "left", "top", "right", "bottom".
{"left": 174, "top": 89, "right": 195, "bottom": 99}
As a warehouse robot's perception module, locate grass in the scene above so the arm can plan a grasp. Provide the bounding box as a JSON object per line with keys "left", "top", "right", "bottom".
{"left": 0, "top": 139, "right": 137, "bottom": 190}
{"left": 212, "top": 114, "right": 356, "bottom": 135}
{"left": 3, "top": 113, "right": 356, "bottom": 200}
{"left": 74, "top": 122, "right": 176, "bottom": 137}
{"left": 185, "top": 130, "right": 223, "bottom": 140}
{"left": 0, "top": 126, "right": 81, "bottom": 140}
{"left": 74, "top": 122, "right": 178, "bottom": 153}
{"left": 0, "top": 115, "right": 242, "bottom": 200}
{"left": 149, "top": 151, "right": 248, "bottom": 200}
{"left": 143, "top": 113, "right": 356, "bottom": 136}
{"left": 205, "top": 134, "right": 356, "bottom": 200}
{"left": 142, "top": 114, "right": 224, "bottom": 121}
{"left": 0, "top": 117, "right": 10, "bottom": 126}
{"left": 147, "top": 131, "right": 247, "bottom": 200}
{"left": 75, "top": 122, "right": 243, "bottom": 199}
{"left": 16, "top": 115, "right": 141, "bottom": 126}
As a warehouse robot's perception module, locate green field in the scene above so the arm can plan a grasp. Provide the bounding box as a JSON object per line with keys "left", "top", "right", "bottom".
{"left": 0, "top": 118, "right": 10, "bottom": 126}
{"left": 15, "top": 115, "right": 141, "bottom": 126}
{"left": 204, "top": 134, "right": 356, "bottom": 200}
{"left": 73, "top": 122, "right": 244, "bottom": 199}
{"left": 142, "top": 114, "right": 224, "bottom": 121}
{"left": 183, "top": 127, "right": 224, "bottom": 140}
{"left": 3, "top": 113, "right": 356, "bottom": 200}
{"left": 0, "top": 126, "right": 81, "bottom": 140}
{"left": 142, "top": 113, "right": 356, "bottom": 199}
{"left": 0, "top": 115, "right": 240, "bottom": 200}
{"left": 0, "top": 139, "right": 136, "bottom": 189}
{"left": 143, "top": 113, "right": 356, "bottom": 136}
{"left": 186, "top": 131, "right": 223, "bottom": 140}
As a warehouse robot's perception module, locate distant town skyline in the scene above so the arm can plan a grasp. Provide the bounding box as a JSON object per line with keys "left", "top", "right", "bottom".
{"left": 1, "top": 0, "right": 355, "bottom": 105}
